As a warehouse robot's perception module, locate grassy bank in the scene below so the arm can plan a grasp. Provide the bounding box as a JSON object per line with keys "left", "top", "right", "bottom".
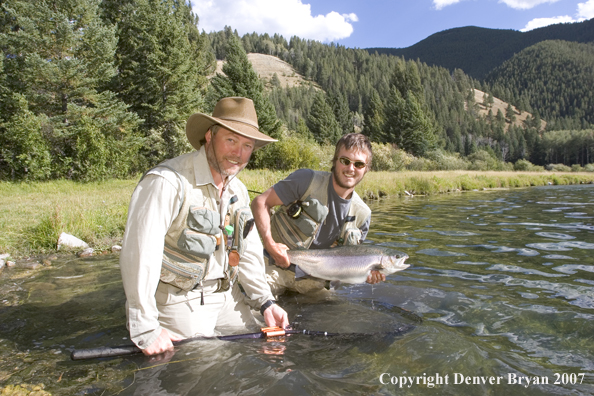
{"left": 1, "top": 170, "right": 593, "bottom": 258}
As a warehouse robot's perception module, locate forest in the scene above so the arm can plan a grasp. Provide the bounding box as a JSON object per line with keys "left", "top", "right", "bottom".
{"left": 1, "top": 0, "right": 593, "bottom": 181}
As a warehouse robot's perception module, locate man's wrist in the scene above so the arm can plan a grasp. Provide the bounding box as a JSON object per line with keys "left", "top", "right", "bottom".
{"left": 260, "top": 300, "right": 276, "bottom": 315}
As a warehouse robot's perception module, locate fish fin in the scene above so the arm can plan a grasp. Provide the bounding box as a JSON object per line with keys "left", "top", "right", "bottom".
{"left": 295, "top": 265, "right": 309, "bottom": 279}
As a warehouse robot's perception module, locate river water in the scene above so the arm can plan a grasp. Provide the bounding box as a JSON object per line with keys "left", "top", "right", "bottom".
{"left": 1, "top": 184, "right": 593, "bottom": 395}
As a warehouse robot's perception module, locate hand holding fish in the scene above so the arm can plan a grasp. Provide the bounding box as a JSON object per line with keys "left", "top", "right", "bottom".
{"left": 266, "top": 241, "right": 291, "bottom": 269}
{"left": 366, "top": 270, "right": 386, "bottom": 284}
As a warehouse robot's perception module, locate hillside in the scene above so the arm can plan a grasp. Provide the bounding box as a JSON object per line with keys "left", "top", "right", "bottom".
{"left": 221, "top": 53, "right": 541, "bottom": 133}
{"left": 472, "top": 89, "right": 545, "bottom": 131}
{"left": 215, "top": 53, "right": 315, "bottom": 89}
{"left": 367, "top": 18, "right": 594, "bottom": 80}
{"left": 485, "top": 40, "right": 594, "bottom": 128}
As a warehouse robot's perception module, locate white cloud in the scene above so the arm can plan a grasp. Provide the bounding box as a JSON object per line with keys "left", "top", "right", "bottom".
{"left": 499, "top": 0, "right": 561, "bottom": 10}
{"left": 433, "top": 0, "right": 462, "bottom": 10}
{"left": 520, "top": 0, "right": 594, "bottom": 32}
{"left": 192, "top": 0, "right": 356, "bottom": 42}
{"left": 520, "top": 15, "right": 577, "bottom": 31}
{"left": 433, "top": 0, "right": 560, "bottom": 10}
{"left": 577, "top": 0, "right": 594, "bottom": 18}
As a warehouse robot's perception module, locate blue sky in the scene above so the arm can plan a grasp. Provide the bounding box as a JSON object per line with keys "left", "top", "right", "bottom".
{"left": 193, "top": 0, "right": 594, "bottom": 49}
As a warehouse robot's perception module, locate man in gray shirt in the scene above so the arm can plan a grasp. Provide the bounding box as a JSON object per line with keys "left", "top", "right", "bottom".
{"left": 252, "top": 133, "right": 384, "bottom": 296}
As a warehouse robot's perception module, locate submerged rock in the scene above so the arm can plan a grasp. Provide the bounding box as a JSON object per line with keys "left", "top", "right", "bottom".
{"left": 77, "top": 248, "right": 94, "bottom": 257}
{"left": 19, "top": 261, "right": 42, "bottom": 270}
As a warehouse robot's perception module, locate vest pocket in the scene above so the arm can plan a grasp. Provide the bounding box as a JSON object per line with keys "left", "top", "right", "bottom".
{"left": 282, "top": 198, "right": 328, "bottom": 236}
{"left": 301, "top": 197, "right": 328, "bottom": 222}
{"left": 187, "top": 206, "right": 220, "bottom": 234}
{"left": 161, "top": 246, "right": 209, "bottom": 291}
{"left": 177, "top": 229, "right": 217, "bottom": 259}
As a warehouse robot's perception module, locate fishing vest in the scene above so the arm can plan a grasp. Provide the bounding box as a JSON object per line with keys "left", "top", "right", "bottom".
{"left": 141, "top": 164, "right": 252, "bottom": 292}
{"left": 270, "top": 171, "right": 371, "bottom": 249}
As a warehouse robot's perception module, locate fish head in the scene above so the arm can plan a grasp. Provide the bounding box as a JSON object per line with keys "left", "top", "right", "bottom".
{"left": 380, "top": 252, "right": 410, "bottom": 275}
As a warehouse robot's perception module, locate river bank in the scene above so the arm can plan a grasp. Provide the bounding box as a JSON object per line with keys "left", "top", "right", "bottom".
{"left": 1, "top": 170, "right": 593, "bottom": 260}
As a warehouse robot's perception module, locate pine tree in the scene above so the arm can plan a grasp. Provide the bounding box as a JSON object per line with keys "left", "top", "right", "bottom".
{"left": 362, "top": 89, "right": 386, "bottom": 143}
{"left": 328, "top": 90, "right": 353, "bottom": 135}
{"left": 1, "top": 0, "right": 142, "bottom": 180}
{"left": 399, "top": 94, "right": 439, "bottom": 156}
{"left": 384, "top": 86, "right": 406, "bottom": 146}
{"left": 306, "top": 91, "right": 341, "bottom": 145}
{"left": 209, "top": 33, "right": 282, "bottom": 139}
{"left": 506, "top": 103, "right": 516, "bottom": 123}
{"left": 102, "top": 0, "right": 209, "bottom": 164}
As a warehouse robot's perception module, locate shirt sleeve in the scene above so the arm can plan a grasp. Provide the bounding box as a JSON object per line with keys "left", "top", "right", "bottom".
{"left": 359, "top": 214, "right": 371, "bottom": 241}
{"left": 273, "top": 169, "right": 315, "bottom": 206}
{"left": 119, "top": 173, "right": 181, "bottom": 349}
{"left": 236, "top": 223, "right": 275, "bottom": 309}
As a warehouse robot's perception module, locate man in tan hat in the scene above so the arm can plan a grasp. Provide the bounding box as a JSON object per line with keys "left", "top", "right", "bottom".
{"left": 120, "top": 97, "right": 289, "bottom": 356}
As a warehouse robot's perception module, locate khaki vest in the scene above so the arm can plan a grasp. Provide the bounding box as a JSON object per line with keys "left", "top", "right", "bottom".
{"left": 270, "top": 171, "right": 371, "bottom": 249}
{"left": 143, "top": 165, "right": 246, "bottom": 292}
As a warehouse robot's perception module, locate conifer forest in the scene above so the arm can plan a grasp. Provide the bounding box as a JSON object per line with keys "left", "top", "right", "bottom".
{"left": 1, "top": 0, "right": 593, "bottom": 181}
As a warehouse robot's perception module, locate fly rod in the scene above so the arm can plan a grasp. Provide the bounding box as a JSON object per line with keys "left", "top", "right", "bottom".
{"left": 71, "top": 327, "right": 338, "bottom": 360}
{"left": 70, "top": 324, "right": 414, "bottom": 360}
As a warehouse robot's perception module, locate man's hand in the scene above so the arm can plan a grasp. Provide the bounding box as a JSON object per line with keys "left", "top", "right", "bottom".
{"left": 142, "top": 328, "right": 181, "bottom": 356}
{"left": 268, "top": 242, "right": 291, "bottom": 269}
{"left": 263, "top": 303, "right": 290, "bottom": 329}
{"left": 251, "top": 188, "right": 292, "bottom": 269}
{"left": 366, "top": 270, "right": 385, "bottom": 284}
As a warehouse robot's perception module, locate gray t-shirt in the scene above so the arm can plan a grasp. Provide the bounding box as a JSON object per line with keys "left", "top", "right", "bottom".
{"left": 273, "top": 169, "right": 370, "bottom": 249}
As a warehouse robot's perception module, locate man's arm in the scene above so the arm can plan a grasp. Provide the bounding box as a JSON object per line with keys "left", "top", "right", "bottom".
{"left": 119, "top": 173, "right": 181, "bottom": 355}
{"left": 251, "top": 187, "right": 291, "bottom": 268}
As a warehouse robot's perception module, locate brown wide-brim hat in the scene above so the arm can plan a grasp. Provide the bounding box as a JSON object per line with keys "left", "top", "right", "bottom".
{"left": 186, "top": 97, "right": 277, "bottom": 150}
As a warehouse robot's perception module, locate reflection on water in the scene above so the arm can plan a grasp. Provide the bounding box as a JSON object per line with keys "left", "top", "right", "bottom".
{"left": 1, "top": 185, "right": 594, "bottom": 395}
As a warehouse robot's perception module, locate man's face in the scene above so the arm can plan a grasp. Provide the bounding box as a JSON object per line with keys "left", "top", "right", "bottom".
{"left": 332, "top": 146, "right": 369, "bottom": 190}
{"left": 205, "top": 127, "right": 255, "bottom": 178}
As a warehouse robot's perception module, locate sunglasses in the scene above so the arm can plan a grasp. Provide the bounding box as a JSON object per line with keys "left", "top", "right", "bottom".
{"left": 339, "top": 157, "right": 367, "bottom": 169}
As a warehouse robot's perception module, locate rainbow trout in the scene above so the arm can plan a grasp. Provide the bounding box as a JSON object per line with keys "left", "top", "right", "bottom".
{"left": 287, "top": 245, "right": 409, "bottom": 284}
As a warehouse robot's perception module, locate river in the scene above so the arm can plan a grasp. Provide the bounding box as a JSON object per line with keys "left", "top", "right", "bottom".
{"left": 1, "top": 184, "right": 593, "bottom": 395}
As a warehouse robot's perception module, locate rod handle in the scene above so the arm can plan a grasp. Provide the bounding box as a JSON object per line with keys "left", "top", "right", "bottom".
{"left": 71, "top": 345, "right": 141, "bottom": 360}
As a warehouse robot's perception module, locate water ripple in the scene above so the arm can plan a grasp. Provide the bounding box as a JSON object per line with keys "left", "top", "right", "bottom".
{"left": 526, "top": 241, "right": 594, "bottom": 251}
{"left": 542, "top": 254, "right": 575, "bottom": 260}
{"left": 534, "top": 232, "right": 576, "bottom": 240}
{"left": 552, "top": 264, "right": 594, "bottom": 275}
{"left": 498, "top": 221, "right": 594, "bottom": 231}
{"left": 486, "top": 264, "right": 566, "bottom": 278}
{"left": 416, "top": 248, "right": 466, "bottom": 257}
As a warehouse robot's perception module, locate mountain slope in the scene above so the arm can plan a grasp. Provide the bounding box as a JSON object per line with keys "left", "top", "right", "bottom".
{"left": 485, "top": 40, "right": 594, "bottom": 128}
{"left": 367, "top": 18, "right": 594, "bottom": 80}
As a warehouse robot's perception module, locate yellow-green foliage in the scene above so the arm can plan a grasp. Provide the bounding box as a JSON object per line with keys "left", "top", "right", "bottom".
{"left": 0, "top": 383, "right": 51, "bottom": 395}
{"left": 0, "top": 179, "right": 135, "bottom": 257}
{"left": 252, "top": 136, "right": 334, "bottom": 171}
{"left": 546, "top": 163, "right": 572, "bottom": 172}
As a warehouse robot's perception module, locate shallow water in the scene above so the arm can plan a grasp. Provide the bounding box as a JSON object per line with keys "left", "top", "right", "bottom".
{"left": 1, "top": 185, "right": 594, "bottom": 395}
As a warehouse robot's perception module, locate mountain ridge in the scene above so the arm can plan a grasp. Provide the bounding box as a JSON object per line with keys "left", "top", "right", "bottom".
{"left": 366, "top": 18, "right": 594, "bottom": 80}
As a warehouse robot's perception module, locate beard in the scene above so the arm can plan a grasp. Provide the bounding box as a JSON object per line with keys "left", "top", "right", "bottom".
{"left": 206, "top": 144, "right": 247, "bottom": 178}
{"left": 332, "top": 165, "right": 361, "bottom": 190}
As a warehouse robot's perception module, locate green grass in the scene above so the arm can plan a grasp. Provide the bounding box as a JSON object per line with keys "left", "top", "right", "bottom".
{"left": 1, "top": 170, "right": 593, "bottom": 258}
